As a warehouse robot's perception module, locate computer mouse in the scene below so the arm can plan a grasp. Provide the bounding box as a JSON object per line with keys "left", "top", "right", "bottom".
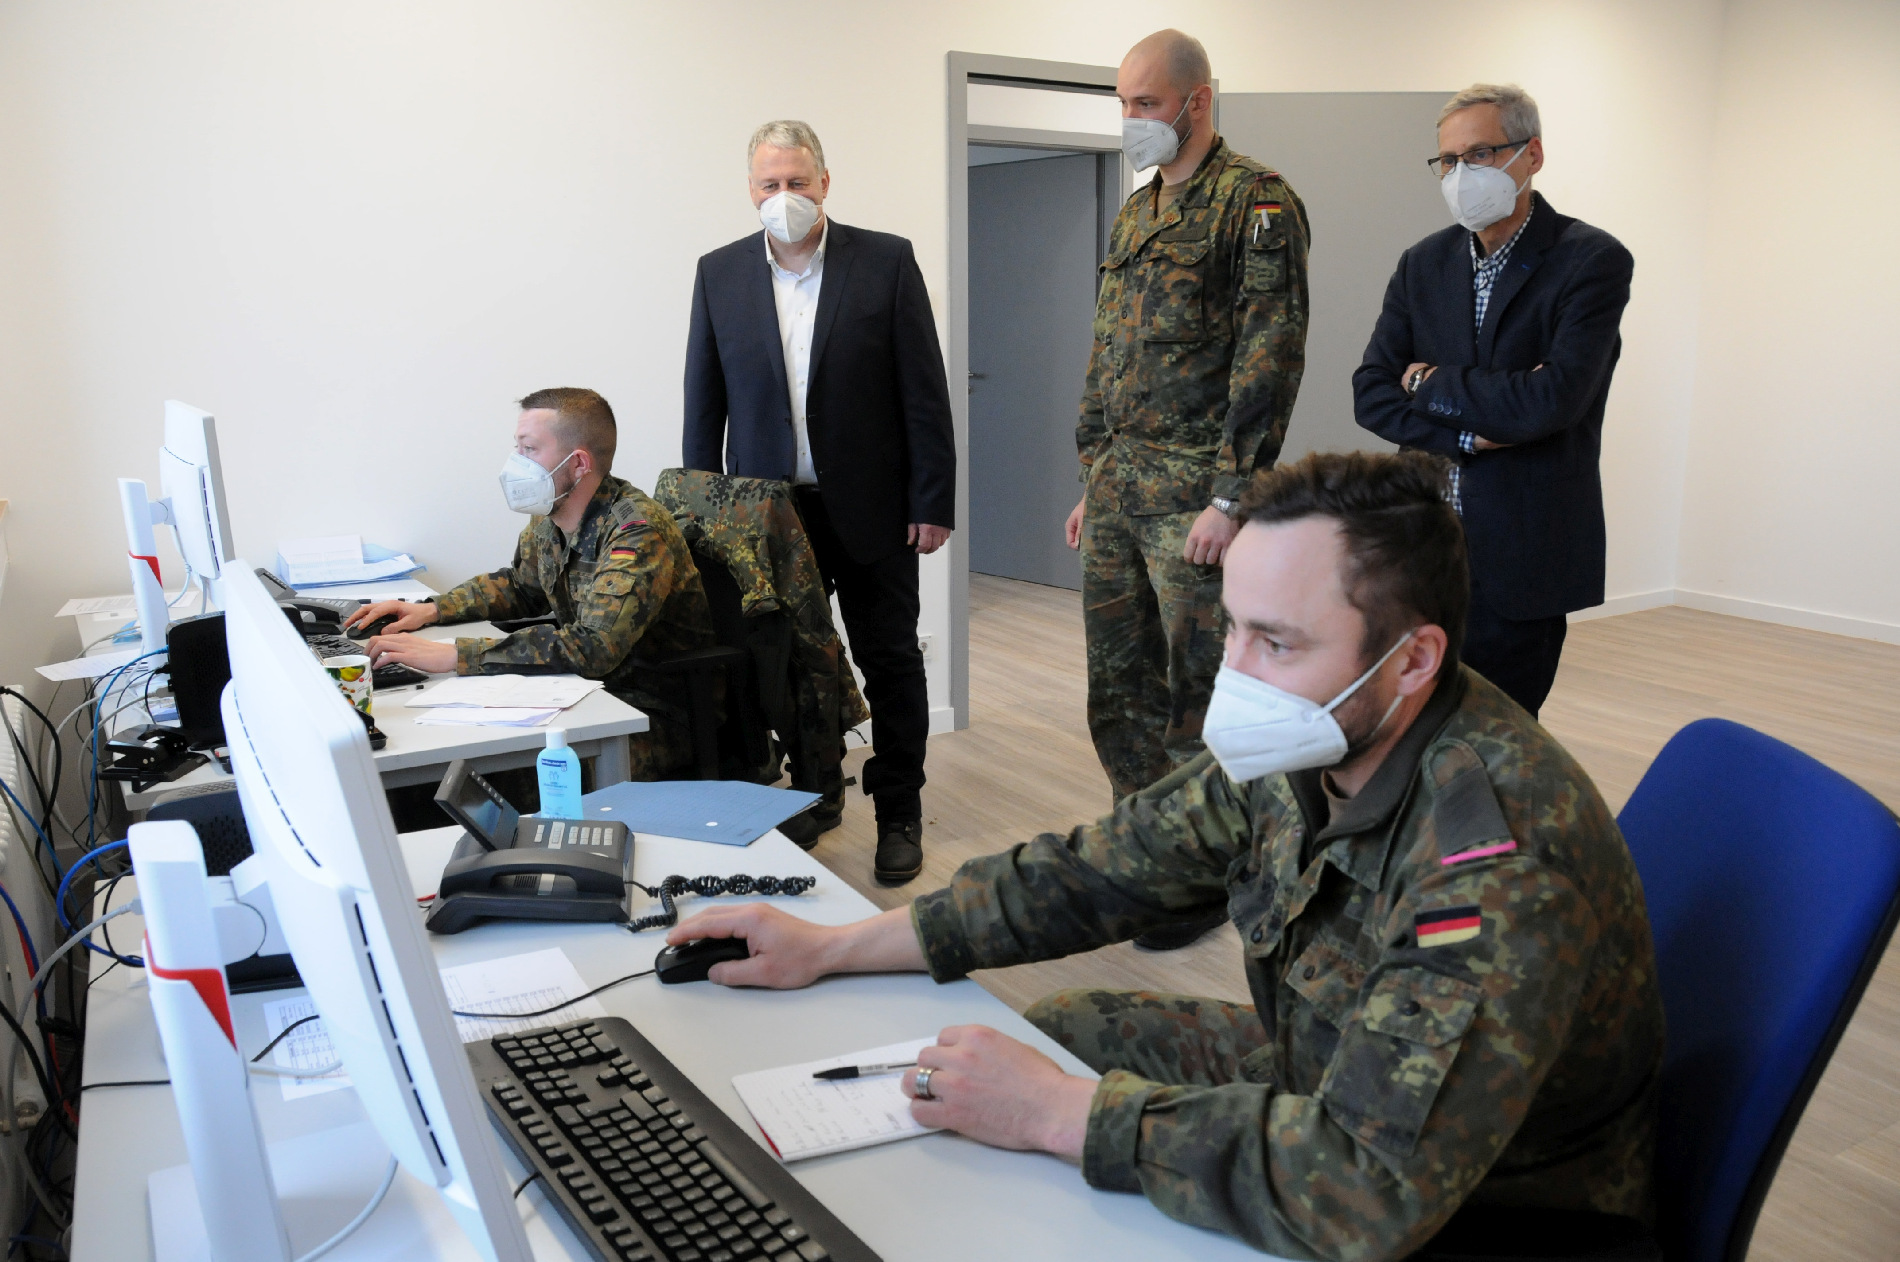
{"left": 347, "top": 614, "right": 398, "bottom": 641}
{"left": 653, "top": 936, "right": 751, "bottom": 985}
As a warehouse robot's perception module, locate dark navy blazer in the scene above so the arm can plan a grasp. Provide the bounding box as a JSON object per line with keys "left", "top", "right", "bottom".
{"left": 1353, "top": 193, "right": 1634, "bottom": 621}
{"left": 682, "top": 221, "right": 956, "bottom": 564}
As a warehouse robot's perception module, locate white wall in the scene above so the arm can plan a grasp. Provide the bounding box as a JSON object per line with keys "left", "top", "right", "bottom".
{"left": 1675, "top": 0, "right": 1900, "bottom": 643}
{"left": 0, "top": 0, "right": 1770, "bottom": 709}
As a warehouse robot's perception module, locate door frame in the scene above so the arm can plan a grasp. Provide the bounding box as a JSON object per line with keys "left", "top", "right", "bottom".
{"left": 944, "top": 52, "right": 1121, "bottom": 729}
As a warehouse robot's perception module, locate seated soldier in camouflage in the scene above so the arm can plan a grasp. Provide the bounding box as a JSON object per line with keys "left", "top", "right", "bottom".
{"left": 350, "top": 388, "right": 714, "bottom": 779}
{"left": 662, "top": 451, "right": 1666, "bottom": 1261}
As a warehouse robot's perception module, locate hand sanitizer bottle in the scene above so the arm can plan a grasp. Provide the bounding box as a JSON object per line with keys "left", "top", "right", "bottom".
{"left": 536, "top": 728, "right": 583, "bottom": 820}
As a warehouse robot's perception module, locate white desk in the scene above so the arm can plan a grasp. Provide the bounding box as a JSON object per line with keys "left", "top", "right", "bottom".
{"left": 111, "top": 617, "right": 649, "bottom": 812}
{"left": 71, "top": 824, "right": 1268, "bottom": 1262}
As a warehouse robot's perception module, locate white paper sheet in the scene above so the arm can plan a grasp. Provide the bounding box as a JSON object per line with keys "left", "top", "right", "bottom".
{"left": 259, "top": 948, "right": 611, "bottom": 1101}
{"left": 731, "top": 1037, "right": 942, "bottom": 1162}
{"left": 404, "top": 674, "right": 603, "bottom": 710}
{"left": 56, "top": 594, "right": 139, "bottom": 618}
{"left": 261, "top": 996, "right": 353, "bottom": 1100}
{"left": 412, "top": 706, "right": 562, "bottom": 728}
{"left": 35, "top": 647, "right": 142, "bottom": 681}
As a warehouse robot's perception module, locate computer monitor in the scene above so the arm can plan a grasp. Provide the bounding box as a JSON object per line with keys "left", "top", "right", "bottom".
{"left": 217, "top": 563, "right": 532, "bottom": 1261}
{"left": 159, "top": 400, "right": 237, "bottom": 589}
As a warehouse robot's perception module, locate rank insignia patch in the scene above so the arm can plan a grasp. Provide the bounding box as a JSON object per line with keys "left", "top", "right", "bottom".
{"left": 1416, "top": 905, "right": 1483, "bottom": 948}
{"left": 1441, "top": 839, "right": 1518, "bottom": 867}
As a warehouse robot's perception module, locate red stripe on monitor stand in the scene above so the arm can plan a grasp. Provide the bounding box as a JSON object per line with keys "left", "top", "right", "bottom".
{"left": 145, "top": 937, "right": 236, "bottom": 1047}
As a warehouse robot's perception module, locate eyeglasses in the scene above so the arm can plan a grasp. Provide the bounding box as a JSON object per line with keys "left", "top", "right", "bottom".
{"left": 1426, "top": 138, "right": 1532, "bottom": 179}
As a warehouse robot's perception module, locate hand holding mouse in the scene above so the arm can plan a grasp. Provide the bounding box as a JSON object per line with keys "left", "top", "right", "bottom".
{"left": 344, "top": 599, "right": 438, "bottom": 635}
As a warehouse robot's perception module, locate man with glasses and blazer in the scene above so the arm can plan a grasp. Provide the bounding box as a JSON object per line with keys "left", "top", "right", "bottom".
{"left": 1353, "top": 84, "right": 1634, "bottom": 717}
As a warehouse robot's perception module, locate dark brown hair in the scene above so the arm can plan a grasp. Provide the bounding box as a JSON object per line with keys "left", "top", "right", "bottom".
{"left": 518, "top": 387, "right": 616, "bottom": 472}
{"left": 1237, "top": 450, "right": 1467, "bottom": 673}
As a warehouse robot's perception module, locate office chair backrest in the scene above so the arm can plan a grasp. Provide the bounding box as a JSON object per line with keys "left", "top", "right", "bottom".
{"left": 689, "top": 545, "right": 781, "bottom": 780}
{"left": 1616, "top": 718, "right": 1900, "bottom": 1262}
{"left": 694, "top": 546, "right": 752, "bottom": 649}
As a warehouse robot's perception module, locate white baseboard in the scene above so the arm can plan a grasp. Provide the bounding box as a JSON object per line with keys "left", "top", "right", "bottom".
{"left": 1672, "top": 588, "right": 1900, "bottom": 646}
{"left": 1567, "top": 589, "right": 1676, "bottom": 623}
{"left": 1563, "top": 586, "right": 1900, "bottom": 645}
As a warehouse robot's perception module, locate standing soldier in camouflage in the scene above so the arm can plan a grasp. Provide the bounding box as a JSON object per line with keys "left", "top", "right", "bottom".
{"left": 1070, "top": 29, "right": 1310, "bottom": 856}
{"left": 666, "top": 452, "right": 1665, "bottom": 1262}
{"left": 352, "top": 388, "right": 714, "bottom": 779}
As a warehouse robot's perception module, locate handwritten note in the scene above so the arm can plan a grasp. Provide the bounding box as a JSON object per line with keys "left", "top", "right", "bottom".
{"left": 731, "top": 1037, "right": 940, "bottom": 1162}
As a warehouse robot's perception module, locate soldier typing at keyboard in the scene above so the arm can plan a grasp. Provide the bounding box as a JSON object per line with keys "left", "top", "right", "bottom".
{"left": 668, "top": 452, "right": 1666, "bottom": 1261}
{"left": 348, "top": 388, "right": 714, "bottom": 779}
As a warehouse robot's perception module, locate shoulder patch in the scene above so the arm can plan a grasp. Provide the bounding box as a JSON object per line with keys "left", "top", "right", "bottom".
{"left": 1427, "top": 741, "right": 1515, "bottom": 861}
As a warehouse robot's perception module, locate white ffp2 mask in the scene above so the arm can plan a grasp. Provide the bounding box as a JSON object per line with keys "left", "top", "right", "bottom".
{"left": 759, "top": 191, "right": 821, "bottom": 245}
{"left": 498, "top": 450, "right": 576, "bottom": 516}
{"left": 1440, "top": 143, "right": 1531, "bottom": 232}
{"left": 1121, "top": 97, "right": 1193, "bottom": 171}
{"left": 1201, "top": 632, "right": 1415, "bottom": 783}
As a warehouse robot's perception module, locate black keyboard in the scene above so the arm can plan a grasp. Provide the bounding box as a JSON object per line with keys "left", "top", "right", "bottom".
{"left": 303, "top": 634, "right": 430, "bottom": 690}
{"left": 470, "top": 1018, "right": 879, "bottom": 1262}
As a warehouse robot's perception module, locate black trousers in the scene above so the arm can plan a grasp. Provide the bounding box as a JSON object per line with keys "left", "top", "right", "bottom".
{"left": 1462, "top": 580, "right": 1570, "bottom": 718}
{"left": 793, "top": 489, "right": 928, "bottom": 823}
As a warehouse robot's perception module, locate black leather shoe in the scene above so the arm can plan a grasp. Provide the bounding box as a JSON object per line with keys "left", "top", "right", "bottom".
{"left": 873, "top": 820, "right": 924, "bottom": 885}
{"left": 779, "top": 803, "right": 843, "bottom": 850}
{"left": 1133, "top": 910, "right": 1227, "bottom": 952}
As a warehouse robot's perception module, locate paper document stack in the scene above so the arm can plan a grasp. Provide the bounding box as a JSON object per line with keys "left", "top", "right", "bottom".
{"left": 405, "top": 673, "right": 604, "bottom": 728}
{"left": 276, "top": 534, "right": 423, "bottom": 587}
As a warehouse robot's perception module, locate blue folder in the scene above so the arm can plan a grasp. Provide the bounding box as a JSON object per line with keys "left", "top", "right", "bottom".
{"left": 582, "top": 780, "right": 822, "bottom": 847}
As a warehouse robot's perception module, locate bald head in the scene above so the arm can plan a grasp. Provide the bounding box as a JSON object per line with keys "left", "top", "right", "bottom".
{"left": 1124, "top": 28, "right": 1211, "bottom": 95}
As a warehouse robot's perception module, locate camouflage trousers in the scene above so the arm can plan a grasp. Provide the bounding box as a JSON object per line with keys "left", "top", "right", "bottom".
{"left": 1081, "top": 482, "right": 1227, "bottom": 801}
{"left": 1025, "top": 989, "right": 1268, "bottom": 1087}
{"left": 624, "top": 715, "right": 695, "bottom": 782}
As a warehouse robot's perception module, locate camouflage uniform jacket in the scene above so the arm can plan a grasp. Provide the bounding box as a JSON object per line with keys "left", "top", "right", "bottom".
{"left": 652, "top": 469, "right": 869, "bottom": 796}
{"left": 912, "top": 668, "right": 1664, "bottom": 1261}
{"left": 1080, "top": 137, "right": 1311, "bottom": 514}
{"left": 433, "top": 476, "right": 714, "bottom": 728}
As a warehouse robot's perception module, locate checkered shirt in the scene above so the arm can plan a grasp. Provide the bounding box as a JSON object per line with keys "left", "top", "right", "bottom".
{"left": 1447, "top": 205, "right": 1534, "bottom": 514}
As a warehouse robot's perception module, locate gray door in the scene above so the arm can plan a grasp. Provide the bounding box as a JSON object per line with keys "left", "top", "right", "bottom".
{"left": 1217, "top": 93, "right": 1451, "bottom": 460}
{"left": 967, "top": 152, "right": 1101, "bottom": 590}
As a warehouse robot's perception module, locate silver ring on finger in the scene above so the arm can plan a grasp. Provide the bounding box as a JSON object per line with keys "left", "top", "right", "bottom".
{"left": 914, "top": 1067, "right": 936, "bottom": 1101}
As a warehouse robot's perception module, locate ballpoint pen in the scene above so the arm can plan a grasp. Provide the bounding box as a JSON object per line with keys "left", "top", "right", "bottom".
{"left": 811, "top": 1060, "right": 918, "bottom": 1081}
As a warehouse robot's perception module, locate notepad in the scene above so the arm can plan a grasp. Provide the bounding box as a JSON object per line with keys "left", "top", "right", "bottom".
{"left": 731, "top": 1038, "right": 941, "bottom": 1162}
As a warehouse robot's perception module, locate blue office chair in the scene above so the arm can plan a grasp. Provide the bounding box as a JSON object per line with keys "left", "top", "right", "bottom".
{"left": 1617, "top": 718, "right": 1900, "bottom": 1262}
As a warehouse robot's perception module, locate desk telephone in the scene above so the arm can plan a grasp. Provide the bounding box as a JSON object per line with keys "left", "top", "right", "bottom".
{"left": 424, "top": 760, "right": 633, "bottom": 934}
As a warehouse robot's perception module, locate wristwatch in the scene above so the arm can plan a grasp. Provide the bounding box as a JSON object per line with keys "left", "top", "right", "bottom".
{"left": 1211, "top": 496, "right": 1239, "bottom": 518}
{"left": 1405, "top": 366, "right": 1430, "bottom": 396}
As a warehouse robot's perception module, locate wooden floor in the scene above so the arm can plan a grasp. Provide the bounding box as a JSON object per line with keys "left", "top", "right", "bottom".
{"left": 802, "top": 574, "right": 1900, "bottom": 1260}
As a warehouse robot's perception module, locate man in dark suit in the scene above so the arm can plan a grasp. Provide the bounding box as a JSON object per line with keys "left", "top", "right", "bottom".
{"left": 684, "top": 119, "right": 956, "bottom": 884}
{"left": 1354, "top": 84, "right": 1633, "bottom": 717}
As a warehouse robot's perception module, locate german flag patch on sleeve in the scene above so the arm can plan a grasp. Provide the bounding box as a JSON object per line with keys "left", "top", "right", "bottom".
{"left": 1416, "top": 905, "right": 1483, "bottom": 948}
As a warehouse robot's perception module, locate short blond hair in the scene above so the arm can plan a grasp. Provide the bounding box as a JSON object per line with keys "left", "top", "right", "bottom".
{"left": 747, "top": 119, "right": 826, "bottom": 173}
{"left": 1129, "top": 29, "right": 1212, "bottom": 95}
{"left": 1438, "top": 84, "right": 1541, "bottom": 141}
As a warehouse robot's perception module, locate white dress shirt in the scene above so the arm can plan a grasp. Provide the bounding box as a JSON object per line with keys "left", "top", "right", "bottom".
{"left": 765, "top": 220, "right": 829, "bottom": 486}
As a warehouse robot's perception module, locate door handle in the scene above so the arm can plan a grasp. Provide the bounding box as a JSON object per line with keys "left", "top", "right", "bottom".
{"left": 968, "top": 370, "right": 987, "bottom": 395}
